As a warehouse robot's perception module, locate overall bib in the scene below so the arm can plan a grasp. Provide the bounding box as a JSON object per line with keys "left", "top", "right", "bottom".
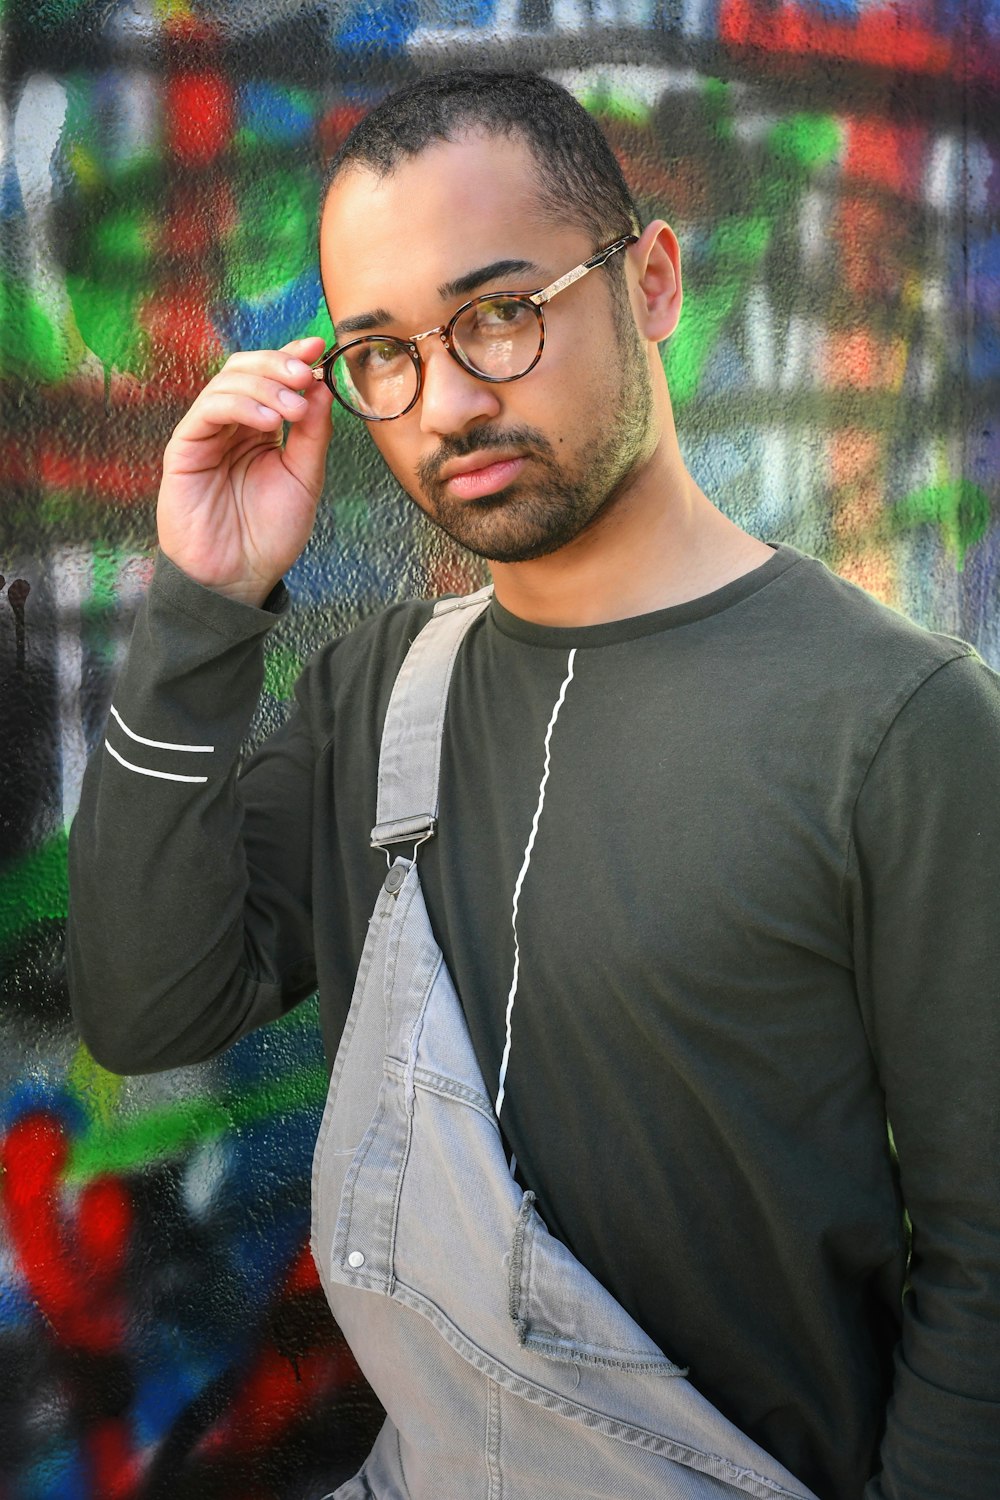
{"left": 311, "top": 590, "right": 820, "bottom": 1500}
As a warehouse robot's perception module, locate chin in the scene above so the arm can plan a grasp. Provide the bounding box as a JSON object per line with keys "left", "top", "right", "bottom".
{"left": 428, "top": 500, "right": 599, "bottom": 566}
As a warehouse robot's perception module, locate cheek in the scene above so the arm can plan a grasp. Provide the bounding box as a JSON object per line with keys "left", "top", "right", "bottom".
{"left": 538, "top": 316, "right": 610, "bottom": 406}
{"left": 369, "top": 424, "right": 421, "bottom": 489}
{"left": 527, "top": 350, "right": 606, "bottom": 438}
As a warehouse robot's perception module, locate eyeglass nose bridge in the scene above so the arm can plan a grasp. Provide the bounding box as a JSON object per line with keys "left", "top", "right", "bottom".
{"left": 408, "top": 320, "right": 479, "bottom": 389}
{"left": 410, "top": 324, "right": 449, "bottom": 347}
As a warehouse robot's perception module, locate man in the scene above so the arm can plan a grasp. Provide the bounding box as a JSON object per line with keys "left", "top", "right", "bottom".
{"left": 67, "top": 71, "right": 1000, "bottom": 1500}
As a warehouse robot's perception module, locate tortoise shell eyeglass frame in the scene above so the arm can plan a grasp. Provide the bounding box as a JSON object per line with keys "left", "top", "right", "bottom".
{"left": 312, "top": 233, "right": 639, "bottom": 422}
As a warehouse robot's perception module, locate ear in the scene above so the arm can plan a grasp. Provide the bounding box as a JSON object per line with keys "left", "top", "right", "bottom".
{"left": 628, "top": 221, "right": 682, "bottom": 342}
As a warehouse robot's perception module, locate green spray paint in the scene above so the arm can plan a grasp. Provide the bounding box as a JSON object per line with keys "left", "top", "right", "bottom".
{"left": 581, "top": 86, "right": 651, "bottom": 128}
{"left": 891, "top": 480, "right": 991, "bottom": 570}
{"left": 0, "top": 280, "right": 82, "bottom": 382}
{"left": 264, "top": 645, "right": 305, "bottom": 702}
{"left": 226, "top": 164, "right": 316, "bottom": 303}
{"left": 768, "top": 114, "right": 841, "bottom": 173}
{"left": 88, "top": 547, "right": 122, "bottom": 613}
{"left": 0, "top": 833, "right": 69, "bottom": 949}
{"left": 664, "top": 100, "right": 841, "bottom": 408}
{"left": 80, "top": 546, "right": 131, "bottom": 666}
{"left": 67, "top": 1046, "right": 125, "bottom": 1130}
{"left": 65, "top": 268, "right": 150, "bottom": 378}
{"left": 58, "top": 83, "right": 156, "bottom": 377}
{"left": 222, "top": 155, "right": 334, "bottom": 344}
{"left": 66, "top": 1060, "right": 328, "bottom": 1182}
{"left": 297, "top": 296, "right": 336, "bottom": 348}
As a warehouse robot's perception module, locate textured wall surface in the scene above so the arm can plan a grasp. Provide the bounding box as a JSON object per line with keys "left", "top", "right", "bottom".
{"left": 1, "top": 0, "right": 997, "bottom": 1495}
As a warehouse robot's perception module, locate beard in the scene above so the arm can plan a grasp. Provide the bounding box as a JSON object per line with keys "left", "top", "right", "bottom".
{"left": 410, "top": 328, "right": 654, "bottom": 565}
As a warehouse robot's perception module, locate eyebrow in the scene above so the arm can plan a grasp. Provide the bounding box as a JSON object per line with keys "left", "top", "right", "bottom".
{"left": 335, "top": 306, "right": 394, "bottom": 337}
{"left": 438, "top": 258, "right": 540, "bottom": 301}
{"left": 335, "top": 258, "right": 543, "bottom": 339}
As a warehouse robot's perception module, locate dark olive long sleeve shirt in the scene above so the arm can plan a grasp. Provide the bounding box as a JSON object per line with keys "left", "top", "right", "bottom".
{"left": 67, "top": 543, "right": 1000, "bottom": 1500}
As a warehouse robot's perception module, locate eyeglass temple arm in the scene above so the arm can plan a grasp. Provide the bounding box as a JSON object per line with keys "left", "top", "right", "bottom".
{"left": 532, "top": 235, "right": 638, "bottom": 307}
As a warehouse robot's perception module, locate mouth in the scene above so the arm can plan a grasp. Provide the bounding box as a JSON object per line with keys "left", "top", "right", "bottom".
{"left": 440, "top": 454, "right": 526, "bottom": 501}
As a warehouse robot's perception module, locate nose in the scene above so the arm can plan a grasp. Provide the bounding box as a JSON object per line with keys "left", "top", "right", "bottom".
{"left": 417, "top": 336, "right": 501, "bottom": 436}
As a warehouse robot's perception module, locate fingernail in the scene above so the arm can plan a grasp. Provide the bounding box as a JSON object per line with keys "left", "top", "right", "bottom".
{"left": 285, "top": 359, "right": 311, "bottom": 378}
{"left": 278, "top": 388, "right": 306, "bottom": 408}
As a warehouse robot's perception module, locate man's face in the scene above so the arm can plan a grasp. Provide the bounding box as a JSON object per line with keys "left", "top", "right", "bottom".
{"left": 319, "top": 130, "right": 654, "bottom": 564}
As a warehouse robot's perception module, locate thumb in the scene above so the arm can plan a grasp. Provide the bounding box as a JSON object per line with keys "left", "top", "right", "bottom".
{"left": 282, "top": 376, "right": 335, "bottom": 497}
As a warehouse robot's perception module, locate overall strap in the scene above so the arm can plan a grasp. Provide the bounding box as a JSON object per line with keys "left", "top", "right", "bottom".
{"left": 370, "top": 586, "right": 493, "bottom": 854}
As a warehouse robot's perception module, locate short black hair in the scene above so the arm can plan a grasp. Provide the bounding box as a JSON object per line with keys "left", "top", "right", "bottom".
{"left": 324, "top": 69, "right": 641, "bottom": 247}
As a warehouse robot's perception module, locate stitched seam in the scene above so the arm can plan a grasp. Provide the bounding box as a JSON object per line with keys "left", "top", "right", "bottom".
{"left": 335, "top": 1102, "right": 389, "bottom": 1289}
{"left": 374, "top": 595, "right": 487, "bottom": 820}
{"left": 401, "top": 952, "right": 441, "bottom": 1114}
{"left": 522, "top": 1331, "right": 685, "bottom": 1375}
{"left": 386, "top": 968, "right": 439, "bottom": 1287}
{"left": 425, "top": 618, "right": 480, "bottom": 805}
{"left": 383, "top": 1057, "right": 495, "bottom": 1115}
{"left": 839, "top": 650, "right": 972, "bottom": 938}
{"left": 382, "top": 873, "right": 419, "bottom": 1054}
{"left": 523, "top": 1193, "right": 536, "bottom": 1342}
{"left": 415, "top": 1085, "right": 498, "bottom": 1131}
{"left": 507, "top": 1192, "right": 534, "bottom": 1329}
{"left": 394, "top": 1424, "right": 406, "bottom": 1496}
{"left": 512, "top": 1199, "right": 686, "bottom": 1374}
{"left": 486, "top": 1378, "right": 503, "bottom": 1500}
{"left": 328, "top": 888, "right": 393, "bottom": 1098}
{"left": 314, "top": 883, "right": 397, "bottom": 1242}
{"left": 391, "top": 1280, "right": 808, "bottom": 1500}
{"left": 523, "top": 1325, "right": 682, "bottom": 1362}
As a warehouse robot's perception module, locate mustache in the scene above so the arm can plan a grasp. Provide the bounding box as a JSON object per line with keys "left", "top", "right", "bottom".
{"left": 417, "top": 423, "right": 556, "bottom": 490}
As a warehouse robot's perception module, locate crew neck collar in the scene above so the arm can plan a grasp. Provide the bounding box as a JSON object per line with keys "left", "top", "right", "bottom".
{"left": 487, "top": 543, "right": 806, "bottom": 649}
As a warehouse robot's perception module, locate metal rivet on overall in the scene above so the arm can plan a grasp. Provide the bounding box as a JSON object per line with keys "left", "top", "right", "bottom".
{"left": 347, "top": 1250, "right": 365, "bottom": 1269}
{"left": 383, "top": 865, "right": 406, "bottom": 895}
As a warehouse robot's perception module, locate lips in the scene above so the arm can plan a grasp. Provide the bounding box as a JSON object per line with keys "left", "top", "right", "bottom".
{"left": 440, "top": 455, "right": 526, "bottom": 500}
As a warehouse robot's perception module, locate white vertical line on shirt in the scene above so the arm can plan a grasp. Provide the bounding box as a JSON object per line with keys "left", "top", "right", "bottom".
{"left": 495, "top": 648, "right": 577, "bottom": 1122}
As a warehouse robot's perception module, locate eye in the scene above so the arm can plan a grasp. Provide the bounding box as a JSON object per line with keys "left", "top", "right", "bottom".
{"left": 351, "top": 339, "right": 407, "bottom": 374}
{"left": 473, "top": 297, "right": 532, "bottom": 331}
{"left": 367, "top": 340, "right": 404, "bottom": 366}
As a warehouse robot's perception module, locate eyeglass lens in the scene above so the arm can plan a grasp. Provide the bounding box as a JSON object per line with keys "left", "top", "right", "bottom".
{"left": 329, "top": 295, "right": 543, "bottom": 419}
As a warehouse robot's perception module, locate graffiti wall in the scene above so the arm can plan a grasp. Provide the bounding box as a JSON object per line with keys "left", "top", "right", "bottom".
{"left": 1, "top": 0, "right": 997, "bottom": 1494}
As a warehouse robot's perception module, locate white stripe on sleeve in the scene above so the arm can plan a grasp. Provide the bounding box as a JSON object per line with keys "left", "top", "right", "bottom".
{"left": 104, "top": 740, "right": 209, "bottom": 784}
{"left": 110, "top": 704, "right": 214, "bottom": 752}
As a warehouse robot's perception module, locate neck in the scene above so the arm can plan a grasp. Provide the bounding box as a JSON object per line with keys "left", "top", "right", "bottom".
{"left": 488, "top": 435, "right": 773, "bottom": 629}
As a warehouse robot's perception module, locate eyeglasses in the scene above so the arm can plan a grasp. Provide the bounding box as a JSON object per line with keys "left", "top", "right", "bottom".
{"left": 316, "top": 234, "right": 638, "bottom": 422}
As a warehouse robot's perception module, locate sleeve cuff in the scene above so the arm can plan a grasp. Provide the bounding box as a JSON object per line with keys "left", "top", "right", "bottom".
{"left": 152, "top": 551, "right": 290, "bottom": 639}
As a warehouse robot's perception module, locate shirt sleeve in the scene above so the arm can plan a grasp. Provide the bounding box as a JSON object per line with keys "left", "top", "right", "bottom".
{"left": 66, "top": 551, "right": 320, "bottom": 1074}
{"left": 847, "top": 650, "right": 1000, "bottom": 1500}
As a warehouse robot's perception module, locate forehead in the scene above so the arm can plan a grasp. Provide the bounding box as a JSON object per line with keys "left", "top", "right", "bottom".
{"left": 320, "top": 131, "right": 585, "bottom": 318}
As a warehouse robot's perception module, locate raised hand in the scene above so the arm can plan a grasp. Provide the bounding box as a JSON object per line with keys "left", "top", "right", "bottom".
{"left": 157, "top": 334, "right": 335, "bottom": 606}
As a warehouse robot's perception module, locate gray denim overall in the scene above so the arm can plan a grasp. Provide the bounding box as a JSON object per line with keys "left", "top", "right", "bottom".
{"left": 311, "top": 590, "right": 819, "bottom": 1500}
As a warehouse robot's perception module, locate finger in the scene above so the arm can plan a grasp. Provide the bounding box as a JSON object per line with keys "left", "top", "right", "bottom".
{"left": 280, "top": 334, "right": 328, "bottom": 357}
{"left": 282, "top": 377, "right": 335, "bottom": 491}
{"left": 209, "top": 374, "right": 310, "bottom": 415}
{"left": 221, "top": 335, "right": 327, "bottom": 382}
{"left": 172, "top": 391, "right": 285, "bottom": 447}
{"left": 220, "top": 349, "right": 317, "bottom": 388}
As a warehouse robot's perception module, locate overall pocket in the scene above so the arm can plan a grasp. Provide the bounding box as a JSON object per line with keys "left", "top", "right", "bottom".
{"left": 507, "top": 1190, "right": 688, "bottom": 1376}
